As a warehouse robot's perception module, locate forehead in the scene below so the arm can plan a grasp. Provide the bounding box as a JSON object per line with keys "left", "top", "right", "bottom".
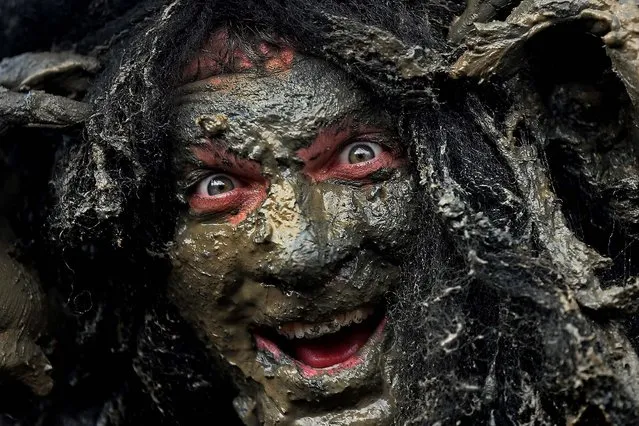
{"left": 172, "top": 55, "right": 383, "bottom": 153}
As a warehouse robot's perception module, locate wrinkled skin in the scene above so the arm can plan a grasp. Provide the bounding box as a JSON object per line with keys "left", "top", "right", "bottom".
{"left": 169, "top": 51, "right": 416, "bottom": 425}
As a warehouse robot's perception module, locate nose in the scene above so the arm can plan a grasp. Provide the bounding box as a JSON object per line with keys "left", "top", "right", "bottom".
{"left": 248, "top": 178, "right": 346, "bottom": 290}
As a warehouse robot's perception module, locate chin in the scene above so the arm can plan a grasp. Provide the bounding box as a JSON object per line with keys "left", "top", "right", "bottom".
{"left": 228, "top": 303, "right": 397, "bottom": 425}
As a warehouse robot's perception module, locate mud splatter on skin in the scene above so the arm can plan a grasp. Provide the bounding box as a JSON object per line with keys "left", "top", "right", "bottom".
{"left": 169, "top": 53, "right": 417, "bottom": 424}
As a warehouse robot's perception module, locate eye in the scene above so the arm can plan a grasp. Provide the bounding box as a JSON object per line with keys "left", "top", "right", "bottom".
{"left": 298, "top": 129, "right": 402, "bottom": 182}
{"left": 188, "top": 171, "right": 267, "bottom": 223}
{"left": 338, "top": 142, "right": 383, "bottom": 164}
{"left": 195, "top": 173, "right": 240, "bottom": 197}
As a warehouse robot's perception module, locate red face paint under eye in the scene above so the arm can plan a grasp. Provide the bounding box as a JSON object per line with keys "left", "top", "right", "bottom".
{"left": 297, "top": 124, "right": 403, "bottom": 182}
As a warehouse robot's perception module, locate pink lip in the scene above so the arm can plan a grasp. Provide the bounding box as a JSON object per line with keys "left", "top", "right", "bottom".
{"left": 254, "top": 316, "right": 387, "bottom": 378}
{"left": 255, "top": 334, "right": 284, "bottom": 360}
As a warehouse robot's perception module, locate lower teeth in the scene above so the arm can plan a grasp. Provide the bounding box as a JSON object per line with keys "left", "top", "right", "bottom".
{"left": 259, "top": 307, "right": 384, "bottom": 368}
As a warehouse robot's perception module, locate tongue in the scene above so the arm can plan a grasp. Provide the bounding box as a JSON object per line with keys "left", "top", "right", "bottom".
{"left": 292, "top": 322, "right": 373, "bottom": 368}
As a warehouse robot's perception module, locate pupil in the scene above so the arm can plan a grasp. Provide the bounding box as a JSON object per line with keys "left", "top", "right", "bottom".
{"left": 207, "top": 175, "right": 234, "bottom": 195}
{"left": 348, "top": 144, "right": 375, "bottom": 164}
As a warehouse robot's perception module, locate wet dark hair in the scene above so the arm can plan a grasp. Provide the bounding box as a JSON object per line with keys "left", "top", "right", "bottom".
{"left": 2, "top": 0, "right": 639, "bottom": 424}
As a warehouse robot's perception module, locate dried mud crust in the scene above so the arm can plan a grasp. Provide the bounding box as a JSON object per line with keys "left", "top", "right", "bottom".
{"left": 450, "top": 0, "right": 639, "bottom": 316}
{"left": 416, "top": 0, "right": 639, "bottom": 423}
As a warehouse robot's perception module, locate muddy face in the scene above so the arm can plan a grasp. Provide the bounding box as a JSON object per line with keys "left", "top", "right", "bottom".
{"left": 169, "top": 47, "right": 416, "bottom": 425}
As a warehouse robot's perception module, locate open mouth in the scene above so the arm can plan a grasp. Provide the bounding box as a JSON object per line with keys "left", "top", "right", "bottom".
{"left": 255, "top": 305, "right": 386, "bottom": 369}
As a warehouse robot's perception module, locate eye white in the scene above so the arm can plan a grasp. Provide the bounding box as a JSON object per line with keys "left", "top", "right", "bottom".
{"left": 196, "top": 173, "right": 240, "bottom": 196}
{"left": 338, "top": 142, "right": 383, "bottom": 164}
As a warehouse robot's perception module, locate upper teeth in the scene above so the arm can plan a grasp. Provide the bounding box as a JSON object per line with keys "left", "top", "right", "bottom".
{"left": 276, "top": 307, "right": 374, "bottom": 340}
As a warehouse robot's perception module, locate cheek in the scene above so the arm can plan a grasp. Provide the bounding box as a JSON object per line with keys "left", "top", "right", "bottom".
{"left": 168, "top": 223, "right": 244, "bottom": 322}
{"left": 168, "top": 222, "right": 266, "bottom": 356}
{"left": 321, "top": 174, "right": 417, "bottom": 247}
{"left": 366, "top": 177, "right": 417, "bottom": 240}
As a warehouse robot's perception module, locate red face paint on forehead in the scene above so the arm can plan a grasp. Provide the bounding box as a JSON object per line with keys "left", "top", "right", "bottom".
{"left": 182, "top": 28, "right": 295, "bottom": 83}
{"left": 260, "top": 42, "right": 294, "bottom": 73}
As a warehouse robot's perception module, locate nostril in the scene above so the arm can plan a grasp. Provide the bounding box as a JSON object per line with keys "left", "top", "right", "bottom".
{"left": 256, "top": 265, "right": 332, "bottom": 294}
{"left": 254, "top": 253, "right": 358, "bottom": 293}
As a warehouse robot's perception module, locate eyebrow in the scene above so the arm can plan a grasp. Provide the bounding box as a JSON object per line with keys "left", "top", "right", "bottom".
{"left": 184, "top": 115, "right": 396, "bottom": 157}
{"left": 188, "top": 139, "right": 263, "bottom": 178}
{"left": 296, "top": 119, "right": 376, "bottom": 161}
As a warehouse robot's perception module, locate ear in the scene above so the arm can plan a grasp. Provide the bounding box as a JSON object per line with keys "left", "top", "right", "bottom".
{"left": 0, "top": 52, "right": 100, "bottom": 99}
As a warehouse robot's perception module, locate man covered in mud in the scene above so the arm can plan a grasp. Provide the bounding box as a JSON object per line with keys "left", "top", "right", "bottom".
{"left": 168, "top": 27, "right": 417, "bottom": 424}
{"left": 2, "top": 0, "right": 639, "bottom": 424}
